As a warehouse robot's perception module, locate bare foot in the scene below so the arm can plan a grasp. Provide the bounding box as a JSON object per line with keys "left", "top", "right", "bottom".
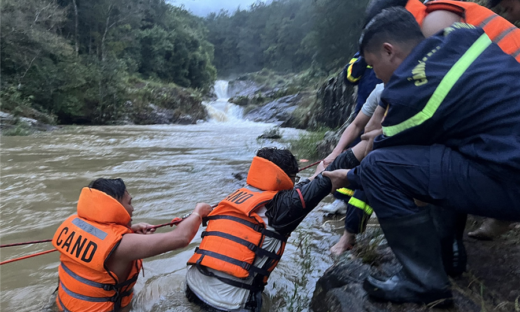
{"left": 468, "top": 218, "right": 511, "bottom": 240}
{"left": 330, "top": 230, "right": 356, "bottom": 257}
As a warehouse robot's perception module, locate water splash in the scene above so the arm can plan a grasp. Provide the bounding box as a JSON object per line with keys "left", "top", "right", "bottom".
{"left": 214, "top": 80, "right": 229, "bottom": 100}
{"left": 203, "top": 80, "right": 244, "bottom": 123}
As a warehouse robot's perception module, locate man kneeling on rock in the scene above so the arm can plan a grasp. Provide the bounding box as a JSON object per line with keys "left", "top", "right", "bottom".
{"left": 343, "top": 8, "right": 520, "bottom": 305}
{"left": 185, "top": 147, "right": 349, "bottom": 311}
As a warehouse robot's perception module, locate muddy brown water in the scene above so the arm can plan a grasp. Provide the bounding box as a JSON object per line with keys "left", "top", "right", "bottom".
{"left": 0, "top": 82, "right": 337, "bottom": 312}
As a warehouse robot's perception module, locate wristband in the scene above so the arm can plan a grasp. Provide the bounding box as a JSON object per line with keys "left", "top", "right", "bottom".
{"left": 192, "top": 212, "right": 201, "bottom": 220}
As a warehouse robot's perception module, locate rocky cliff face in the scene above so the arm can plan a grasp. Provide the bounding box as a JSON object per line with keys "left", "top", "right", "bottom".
{"left": 310, "top": 72, "right": 356, "bottom": 130}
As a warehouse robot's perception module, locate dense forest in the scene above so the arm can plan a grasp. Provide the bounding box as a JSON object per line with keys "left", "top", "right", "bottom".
{"left": 0, "top": 0, "right": 368, "bottom": 125}
{"left": 205, "top": 0, "right": 368, "bottom": 76}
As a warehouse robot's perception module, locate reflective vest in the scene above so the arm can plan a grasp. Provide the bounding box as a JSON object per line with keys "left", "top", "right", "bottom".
{"left": 405, "top": 0, "right": 520, "bottom": 62}
{"left": 187, "top": 156, "right": 294, "bottom": 291}
{"left": 52, "top": 188, "right": 142, "bottom": 312}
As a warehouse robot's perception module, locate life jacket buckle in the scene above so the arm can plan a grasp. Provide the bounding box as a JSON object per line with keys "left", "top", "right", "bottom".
{"left": 103, "top": 284, "right": 114, "bottom": 291}
{"left": 241, "top": 262, "right": 251, "bottom": 270}
{"left": 247, "top": 243, "right": 257, "bottom": 252}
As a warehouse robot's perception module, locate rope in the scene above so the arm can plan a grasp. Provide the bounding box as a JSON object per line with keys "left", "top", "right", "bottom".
{"left": 1, "top": 239, "right": 53, "bottom": 248}
{"left": 0, "top": 216, "right": 194, "bottom": 265}
{"left": 0, "top": 249, "right": 58, "bottom": 265}
{"left": 298, "top": 160, "right": 322, "bottom": 172}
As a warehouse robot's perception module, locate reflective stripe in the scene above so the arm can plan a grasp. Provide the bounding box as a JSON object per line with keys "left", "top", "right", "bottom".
{"left": 57, "top": 294, "right": 71, "bottom": 312}
{"left": 348, "top": 197, "right": 373, "bottom": 215}
{"left": 478, "top": 15, "right": 496, "bottom": 28}
{"left": 60, "top": 262, "right": 111, "bottom": 289}
{"left": 60, "top": 282, "right": 114, "bottom": 302}
{"left": 383, "top": 33, "right": 492, "bottom": 137}
{"left": 494, "top": 26, "right": 516, "bottom": 44}
{"left": 347, "top": 58, "right": 362, "bottom": 83}
{"left": 71, "top": 218, "right": 107, "bottom": 240}
{"left": 201, "top": 231, "right": 281, "bottom": 260}
{"left": 513, "top": 47, "right": 520, "bottom": 59}
{"left": 336, "top": 188, "right": 354, "bottom": 196}
{"left": 196, "top": 249, "right": 271, "bottom": 277}
{"left": 206, "top": 215, "right": 286, "bottom": 241}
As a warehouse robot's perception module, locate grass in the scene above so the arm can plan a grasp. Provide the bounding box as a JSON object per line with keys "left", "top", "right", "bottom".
{"left": 2, "top": 119, "right": 32, "bottom": 136}
{"left": 285, "top": 128, "right": 330, "bottom": 161}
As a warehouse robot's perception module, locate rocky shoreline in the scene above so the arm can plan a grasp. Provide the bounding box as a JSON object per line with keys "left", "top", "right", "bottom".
{"left": 312, "top": 215, "right": 520, "bottom": 312}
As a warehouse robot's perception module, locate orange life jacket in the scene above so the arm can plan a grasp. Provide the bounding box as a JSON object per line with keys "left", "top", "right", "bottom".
{"left": 187, "top": 156, "right": 294, "bottom": 291}
{"left": 52, "top": 188, "right": 142, "bottom": 312}
{"left": 405, "top": 0, "right": 520, "bottom": 62}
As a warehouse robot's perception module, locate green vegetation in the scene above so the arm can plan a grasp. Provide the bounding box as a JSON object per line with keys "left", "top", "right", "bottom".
{"left": 1, "top": 0, "right": 215, "bottom": 125}
{"left": 1, "top": 0, "right": 370, "bottom": 129}
{"left": 206, "top": 0, "right": 369, "bottom": 77}
{"left": 286, "top": 128, "right": 330, "bottom": 160}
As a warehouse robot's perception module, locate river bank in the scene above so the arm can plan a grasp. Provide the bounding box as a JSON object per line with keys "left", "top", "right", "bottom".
{"left": 313, "top": 214, "right": 520, "bottom": 312}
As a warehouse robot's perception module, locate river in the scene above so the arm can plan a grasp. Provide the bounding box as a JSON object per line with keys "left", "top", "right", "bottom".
{"left": 0, "top": 81, "right": 336, "bottom": 312}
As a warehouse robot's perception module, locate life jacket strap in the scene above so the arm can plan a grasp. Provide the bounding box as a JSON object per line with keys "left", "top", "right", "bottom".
{"left": 201, "top": 231, "right": 282, "bottom": 261}
{"left": 61, "top": 262, "right": 136, "bottom": 293}
{"left": 61, "top": 263, "right": 114, "bottom": 290}
{"left": 195, "top": 248, "right": 271, "bottom": 277}
{"left": 60, "top": 281, "right": 118, "bottom": 302}
{"left": 205, "top": 215, "right": 287, "bottom": 242}
{"left": 195, "top": 256, "right": 264, "bottom": 292}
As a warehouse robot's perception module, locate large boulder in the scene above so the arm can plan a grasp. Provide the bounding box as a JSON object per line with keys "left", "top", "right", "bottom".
{"left": 244, "top": 93, "right": 304, "bottom": 125}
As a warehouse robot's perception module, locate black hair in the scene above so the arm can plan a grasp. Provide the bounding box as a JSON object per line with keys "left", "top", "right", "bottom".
{"left": 256, "top": 147, "right": 299, "bottom": 176}
{"left": 360, "top": 7, "right": 424, "bottom": 56}
{"left": 364, "top": 0, "right": 409, "bottom": 27}
{"left": 88, "top": 178, "right": 127, "bottom": 201}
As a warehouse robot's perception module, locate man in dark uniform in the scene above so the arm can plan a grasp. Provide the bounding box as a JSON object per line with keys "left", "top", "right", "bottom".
{"left": 345, "top": 7, "right": 520, "bottom": 305}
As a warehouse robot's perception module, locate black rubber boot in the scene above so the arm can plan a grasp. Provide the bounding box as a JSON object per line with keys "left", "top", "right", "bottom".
{"left": 430, "top": 206, "right": 467, "bottom": 277}
{"left": 363, "top": 210, "right": 453, "bottom": 306}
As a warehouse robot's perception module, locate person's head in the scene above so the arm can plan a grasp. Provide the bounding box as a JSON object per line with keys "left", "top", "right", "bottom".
{"left": 364, "top": 0, "right": 408, "bottom": 27}
{"left": 489, "top": 0, "right": 520, "bottom": 23}
{"left": 256, "top": 147, "right": 299, "bottom": 183}
{"left": 88, "top": 178, "right": 134, "bottom": 220}
{"left": 360, "top": 7, "right": 425, "bottom": 83}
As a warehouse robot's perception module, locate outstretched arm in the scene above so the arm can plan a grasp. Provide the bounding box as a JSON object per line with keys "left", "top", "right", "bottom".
{"left": 323, "top": 113, "right": 371, "bottom": 167}
{"left": 266, "top": 170, "right": 349, "bottom": 236}
{"left": 110, "top": 203, "right": 212, "bottom": 262}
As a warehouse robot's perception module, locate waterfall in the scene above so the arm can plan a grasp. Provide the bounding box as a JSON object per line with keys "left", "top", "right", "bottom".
{"left": 203, "top": 80, "right": 244, "bottom": 122}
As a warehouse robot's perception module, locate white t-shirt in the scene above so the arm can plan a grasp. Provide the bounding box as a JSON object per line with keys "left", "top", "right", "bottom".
{"left": 361, "top": 83, "right": 384, "bottom": 117}
{"left": 186, "top": 206, "right": 282, "bottom": 310}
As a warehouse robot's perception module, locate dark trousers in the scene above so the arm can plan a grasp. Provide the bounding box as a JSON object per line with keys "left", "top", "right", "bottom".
{"left": 358, "top": 145, "right": 520, "bottom": 220}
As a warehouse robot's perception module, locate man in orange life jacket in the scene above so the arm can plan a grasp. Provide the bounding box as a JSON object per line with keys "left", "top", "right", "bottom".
{"left": 52, "top": 178, "right": 212, "bottom": 312}
{"left": 185, "top": 147, "right": 349, "bottom": 312}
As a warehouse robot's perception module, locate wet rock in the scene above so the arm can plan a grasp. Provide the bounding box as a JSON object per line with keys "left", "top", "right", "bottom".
{"left": 131, "top": 104, "right": 198, "bottom": 125}
{"left": 0, "top": 111, "right": 58, "bottom": 134}
{"left": 258, "top": 127, "right": 282, "bottom": 139}
{"left": 232, "top": 172, "right": 248, "bottom": 181}
{"left": 311, "top": 72, "right": 356, "bottom": 130}
{"left": 228, "top": 80, "right": 262, "bottom": 98}
{"left": 245, "top": 93, "right": 303, "bottom": 125}
{"left": 312, "top": 218, "right": 520, "bottom": 312}
{"left": 312, "top": 71, "right": 358, "bottom": 158}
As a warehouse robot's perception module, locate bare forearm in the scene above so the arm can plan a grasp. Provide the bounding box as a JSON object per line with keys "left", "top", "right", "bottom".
{"left": 333, "top": 123, "right": 362, "bottom": 154}
{"left": 365, "top": 106, "right": 384, "bottom": 133}
{"left": 115, "top": 214, "right": 202, "bottom": 261}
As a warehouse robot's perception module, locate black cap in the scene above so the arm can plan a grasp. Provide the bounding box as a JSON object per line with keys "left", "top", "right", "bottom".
{"left": 487, "top": 0, "right": 502, "bottom": 8}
